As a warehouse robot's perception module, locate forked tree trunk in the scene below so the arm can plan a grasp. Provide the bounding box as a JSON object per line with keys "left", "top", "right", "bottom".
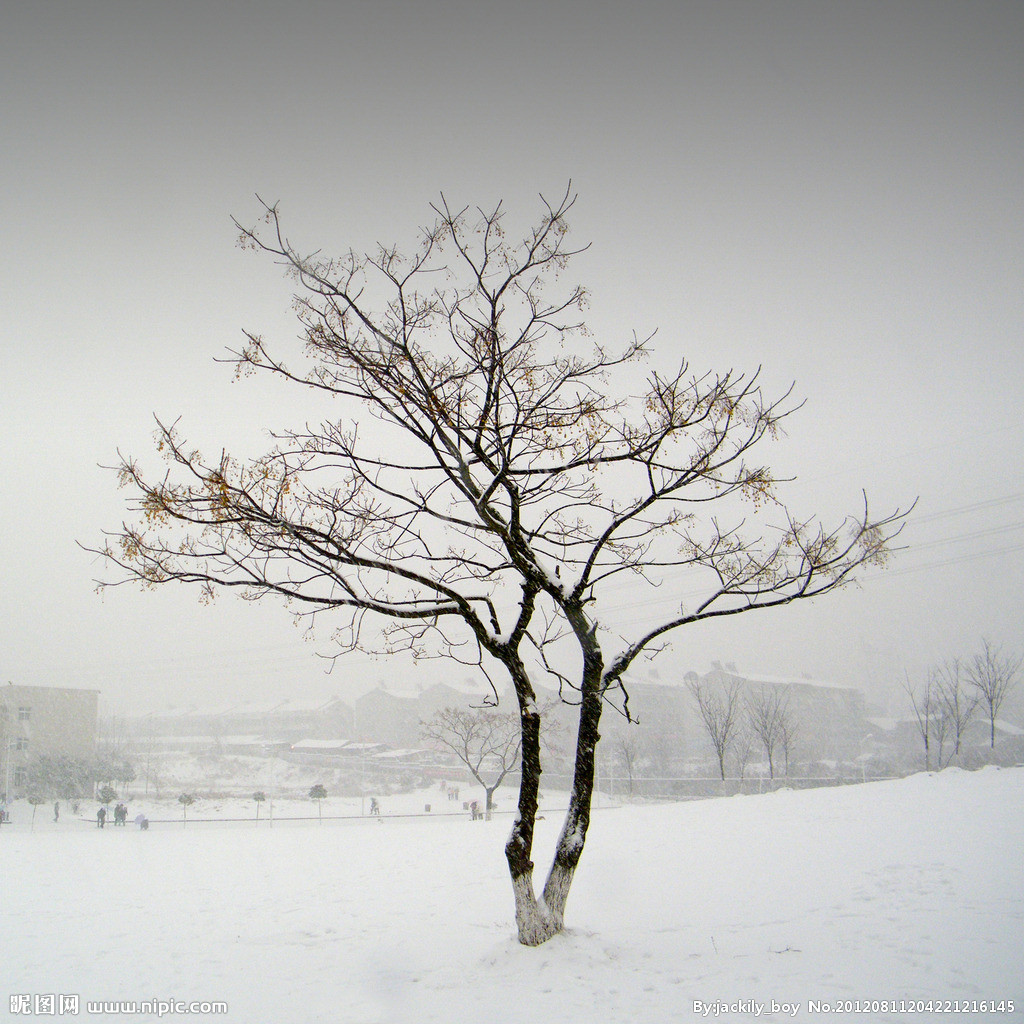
{"left": 541, "top": 685, "right": 602, "bottom": 922}
{"left": 505, "top": 701, "right": 554, "bottom": 944}
{"left": 506, "top": 660, "right": 605, "bottom": 946}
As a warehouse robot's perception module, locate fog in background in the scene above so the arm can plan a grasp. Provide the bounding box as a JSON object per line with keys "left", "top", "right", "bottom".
{"left": 2, "top": 0, "right": 1022, "bottom": 715}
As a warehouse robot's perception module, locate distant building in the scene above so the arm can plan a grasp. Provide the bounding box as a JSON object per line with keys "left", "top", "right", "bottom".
{"left": 287, "top": 739, "right": 386, "bottom": 766}
{"left": 355, "top": 682, "right": 491, "bottom": 748}
{"left": 1, "top": 684, "right": 100, "bottom": 797}
{"left": 127, "top": 697, "right": 354, "bottom": 752}
{"left": 599, "top": 662, "right": 876, "bottom": 780}
{"left": 693, "top": 664, "right": 874, "bottom": 766}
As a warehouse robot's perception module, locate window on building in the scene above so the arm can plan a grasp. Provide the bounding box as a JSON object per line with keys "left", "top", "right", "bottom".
{"left": 15, "top": 737, "right": 29, "bottom": 751}
{"left": 18, "top": 706, "right": 31, "bottom": 721}
{"left": 13, "top": 769, "right": 27, "bottom": 788}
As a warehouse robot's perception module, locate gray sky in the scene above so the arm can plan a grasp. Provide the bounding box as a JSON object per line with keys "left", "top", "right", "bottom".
{"left": 2, "top": 0, "right": 1022, "bottom": 713}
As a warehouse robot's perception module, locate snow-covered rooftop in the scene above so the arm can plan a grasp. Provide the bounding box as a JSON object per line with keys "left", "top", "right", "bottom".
{"left": 290, "top": 739, "right": 351, "bottom": 751}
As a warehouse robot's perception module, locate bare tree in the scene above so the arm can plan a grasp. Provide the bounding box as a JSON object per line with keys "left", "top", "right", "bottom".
{"left": 931, "top": 700, "right": 951, "bottom": 769}
{"left": 732, "top": 722, "right": 757, "bottom": 781}
{"left": 903, "top": 672, "right": 936, "bottom": 771}
{"left": 932, "top": 660, "right": 978, "bottom": 764}
{"left": 778, "top": 705, "right": 799, "bottom": 777}
{"left": 687, "top": 676, "right": 743, "bottom": 780}
{"left": 967, "top": 639, "right": 1022, "bottom": 749}
{"left": 421, "top": 707, "right": 521, "bottom": 819}
{"left": 605, "top": 723, "right": 643, "bottom": 796}
{"left": 747, "top": 685, "right": 791, "bottom": 780}
{"left": 91, "top": 187, "right": 909, "bottom": 945}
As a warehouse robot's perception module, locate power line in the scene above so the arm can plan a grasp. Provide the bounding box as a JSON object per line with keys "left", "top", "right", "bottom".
{"left": 907, "top": 520, "right": 1024, "bottom": 552}
{"left": 861, "top": 540, "right": 1024, "bottom": 582}
{"left": 910, "top": 492, "right": 1024, "bottom": 525}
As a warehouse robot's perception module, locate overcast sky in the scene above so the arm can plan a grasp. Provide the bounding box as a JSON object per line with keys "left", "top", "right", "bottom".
{"left": 2, "top": 0, "right": 1022, "bottom": 714}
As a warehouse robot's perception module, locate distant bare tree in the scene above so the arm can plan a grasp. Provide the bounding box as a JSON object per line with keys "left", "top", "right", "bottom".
{"left": 92, "top": 187, "right": 909, "bottom": 945}
{"left": 732, "top": 723, "right": 756, "bottom": 781}
{"left": 687, "top": 677, "right": 743, "bottom": 780}
{"left": 903, "top": 672, "right": 936, "bottom": 771}
{"left": 421, "top": 707, "right": 520, "bottom": 819}
{"left": 931, "top": 703, "right": 951, "bottom": 769}
{"left": 778, "top": 707, "right": 799, "bottom": 777}
{"left": 747, "top": 685, "right": 791, "bottom": 780}
{"left": 115, "top": 761, "right": 137, "bottom": 799}
{"left": 967, "top": 639, "right": 1022, "bottom": 748}
{"left": 932, "top": 660, "right": 978, "bottom": 764}
{"left": 607, "top": 724, "right": 642, "bottom": 797}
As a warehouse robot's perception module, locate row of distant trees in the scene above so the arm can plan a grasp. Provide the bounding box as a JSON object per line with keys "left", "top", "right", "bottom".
{"left": 420, "top": 686, "right": 800, "bottom": 804}
{"left": 684, "top": 678, "right": 799, "bottom": 781}
{"left": 79, "top": 787, "right": 321, "bottom": 825}
{"left": 615, "top": 644, "right": 1022, "bottom": 783}
{"left": 904, "top": 639, "right": 1022, "bottom": 770}
{"left": 421, "top": 640, "right": 1022, "bottom": 797}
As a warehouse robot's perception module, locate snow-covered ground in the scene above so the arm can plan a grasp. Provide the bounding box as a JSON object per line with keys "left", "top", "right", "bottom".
{"left": 3, "top": 768, "right": 1022, "bottom": 1023}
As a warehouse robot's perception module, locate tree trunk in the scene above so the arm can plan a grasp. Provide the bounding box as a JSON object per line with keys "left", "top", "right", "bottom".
{"left": 505, "top": 703, "right": 561, "bottom": 944}
{"left": 502, "top": 623, "right": 608, "bottom": 946}
{"left": 540, "top": 668, "right": 604, "bottom": 931}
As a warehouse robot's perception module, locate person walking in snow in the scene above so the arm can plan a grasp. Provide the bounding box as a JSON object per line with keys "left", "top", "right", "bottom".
{"left": 97, "top": 807, "right": 106, "bottom": 828}
{"left": 53, "top": 801, "right": 60, "bottom": 822}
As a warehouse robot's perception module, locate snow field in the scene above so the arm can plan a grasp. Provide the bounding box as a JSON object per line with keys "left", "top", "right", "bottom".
{"left": 2, "top": 768, "right": 1022, "bottom": 1023}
